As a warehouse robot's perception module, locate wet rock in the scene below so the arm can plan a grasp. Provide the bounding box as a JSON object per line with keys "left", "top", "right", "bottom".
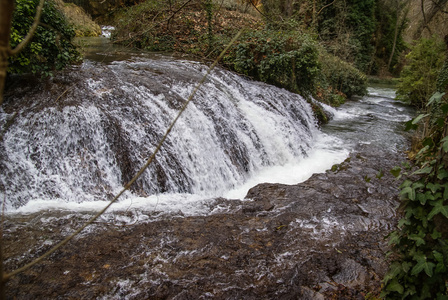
{"left": 3, "top": 144, "right": 407, "bottom": 299}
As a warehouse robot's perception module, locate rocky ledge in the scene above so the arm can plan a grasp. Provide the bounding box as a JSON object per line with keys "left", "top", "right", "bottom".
{"left": 3, "top": 144, "right": 407, "bottom": 299}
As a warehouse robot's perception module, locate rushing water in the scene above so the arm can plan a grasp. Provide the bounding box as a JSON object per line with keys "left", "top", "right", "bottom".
{"left": 0, "top": 53, "right": 413, "bottom": 215}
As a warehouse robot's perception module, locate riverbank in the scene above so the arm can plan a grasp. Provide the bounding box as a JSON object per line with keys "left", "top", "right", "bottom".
{"left": 3, "top": 142, "right": 408, "bottom": 299}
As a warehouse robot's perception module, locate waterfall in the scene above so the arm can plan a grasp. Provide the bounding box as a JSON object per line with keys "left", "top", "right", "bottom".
{"left": 0, "top": 56, "right": 346, "bottom": 212}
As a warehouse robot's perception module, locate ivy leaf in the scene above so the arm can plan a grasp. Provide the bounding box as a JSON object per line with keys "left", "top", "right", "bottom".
{"left": 433, "top": 251, "right": 444, "bottom": 263}
{"left": 402, "top": 261, "right": 413, "bottom": 273}
{"left": 431, "top": 229, "right": 442, "bottom": 240}
{"left": 428, "top": 201, "right": 448, "bottom": 219}
{"left": 390, "top": 166, "right": 401, "bottom": 178}
{"left": 388, "top": 231, "right": 400, "bottom": 245}
{"left": 412, "top": 166, "right": 433, "bottom": 176}
{"left": 444, "top": 184, "right": 448, "bottom": 200}
{"left": 401, "top": 186, "right": 416, "bottom": 200}
{"left": 409, "top": 234, "right": 426, "bottom": 246}
{"left": 427, "top": 183, "right": 441, "bottom": 194}
{"left": 437, "top": 169, "right": 448, "bottom": 180}
{"left": 384, "top": 262, "right": 403, "bottom": 284}
{"left": 411, "top": 254, "right": 435, "bottom": 277}
{"left": 441, "top": 136, "right": 448, "bottom": 153}
{"left": 386, "top": 278, "right": 404, "bottom": 294}
{"left": 417, "top": 193, "right": 428, "bottom": 205}
{"left": 398, "top": 218, "right": 411, "bottom": 227}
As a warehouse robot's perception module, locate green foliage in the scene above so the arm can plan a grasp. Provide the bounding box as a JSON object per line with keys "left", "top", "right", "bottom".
{"left": 373, "top": 0, "right": 407, "bottom": 75}
{"left": 8, "top": 0, "right": 80, "bottom": 76}
{"left": 317, "top": 52, "right": 367, "bottom": 101}
{"left": 382, "top": 58, "right": 448, "bottom": 299}
{"left": 396, "top": 37, "right": 446, "bottom": 108}
{"left": 230, "top": 30, "right": 320, "bottom": 95}
{"left": 317, "top": 0, "right": 376, "bottom": 73}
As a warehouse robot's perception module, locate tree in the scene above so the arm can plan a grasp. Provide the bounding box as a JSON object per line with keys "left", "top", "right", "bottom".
{"left": 387, "top": 0, "right": 409, "bottom": 71}
{"left": 413, "top": 0, "right": 448, "bottom": 39}
{"left": 396, "top": 37, "right": 446, "bottom": 108}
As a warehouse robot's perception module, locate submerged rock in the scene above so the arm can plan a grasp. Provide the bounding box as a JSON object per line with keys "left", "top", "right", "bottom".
{"left": 3, "top": 144, "right": 407, "bottom": 299}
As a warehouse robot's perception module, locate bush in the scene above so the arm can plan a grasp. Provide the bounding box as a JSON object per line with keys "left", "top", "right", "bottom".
{"left": 231, "top": 30, "right": 320, "bottom": 96}
{"left": 8, "top": 0, "right": 81, "bottom": 77}
{"left": 396, "top": 37, "right": 446, "bottom": 108}
{"left": 317, "top": 52, "right": 367, "bottom": 102}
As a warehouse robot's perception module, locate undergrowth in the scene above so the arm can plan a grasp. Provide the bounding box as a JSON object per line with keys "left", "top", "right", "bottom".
{"left": 382, "top": 51, "right": 448, "bottom": 299}
{"left": 111, "top": 0, "right": 367, "bottom": 111}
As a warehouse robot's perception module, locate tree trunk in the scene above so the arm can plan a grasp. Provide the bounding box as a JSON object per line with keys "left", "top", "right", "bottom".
{"left": 387, "top": 0, "right": 409, "bottom": 71}
{"left": 0, "top": 0, "right": 14, "bottom": 105}
{"left": 0, "top": 0, "right": 14, "bottom": 295}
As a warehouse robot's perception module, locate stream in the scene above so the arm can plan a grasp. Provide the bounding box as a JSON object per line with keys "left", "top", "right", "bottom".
{"left": 1, "top": 48, "right": 414, "bottom": 298}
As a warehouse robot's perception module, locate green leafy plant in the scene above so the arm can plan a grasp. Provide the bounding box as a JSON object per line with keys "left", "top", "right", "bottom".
{"left": 382, "top": 58, "right": 448, "bottom": 299}
{"left": 8, "top": 0, "right": 81, "bottom": 77}
{"left": 231, "top": 30, "right": 320, "bottom": 96}
{"left": 316, "top": 51, "right": 367, "bottom": 103}
{"left": 396, "top": 37, "right": 446, "bottom": 108}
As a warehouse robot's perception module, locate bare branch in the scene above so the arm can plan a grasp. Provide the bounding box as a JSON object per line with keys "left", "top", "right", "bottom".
{"left": 317, "top": 0, "right": 337, "bottom": 16}
{"left": 249, "top": 0, "right": 267, "bottom": 18}
{"left": 167, "top": 0, "right": 195, "bottom": 29}
{"left": 1, "top": 28, "right": 243, "bottom": 284}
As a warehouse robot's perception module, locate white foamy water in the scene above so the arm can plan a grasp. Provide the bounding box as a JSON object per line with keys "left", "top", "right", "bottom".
{"left": 2, "top": 58, "right": 411, "bottom": 216}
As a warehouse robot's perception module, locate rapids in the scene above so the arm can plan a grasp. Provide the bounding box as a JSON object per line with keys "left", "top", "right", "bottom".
{"left": 1, "top": 55, "right": 348, "bottom": 213}
{"left": 1, "top": 53, "right": 417, "bottom": 299}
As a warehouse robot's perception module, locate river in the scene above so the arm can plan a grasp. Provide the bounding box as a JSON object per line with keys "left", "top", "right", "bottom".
{"left": 1, "top": 50, "right": 414, "bottom": 298}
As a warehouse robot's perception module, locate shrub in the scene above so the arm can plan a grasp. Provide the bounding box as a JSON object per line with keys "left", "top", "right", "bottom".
{"left": 231, "top": 30, "right": 320, "bottom": 96}
{"left": 396, "top": 37, "right": 446, "bottom": 108}
{"left": 318, "top": 52, "right": 367, "bottom": 101}
{"left": 8, "top": 0, "right": 81, "bottom": 77}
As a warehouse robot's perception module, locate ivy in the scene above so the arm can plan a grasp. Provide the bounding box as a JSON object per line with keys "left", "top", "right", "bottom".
{"left": 8, "top": 0, "right": 81, "bottom": 76}
{"left": 382, "top": 55, "right": 448, "bottom": 298}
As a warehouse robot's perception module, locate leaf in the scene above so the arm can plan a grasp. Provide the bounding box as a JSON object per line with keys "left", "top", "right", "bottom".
{"left": 412, "top": 181, "right": 425, "bottom": 190}
{"left": 412, "top": 113, "right": 429, "bottom": 124}
{"left": 411, "top": 255, "right": 435, "bottom": 277}
{"left": 442, "top": 136, "right": 448, "bottom": 153}
{"left": 388, "top": 231, "right": 401, "bottom": 245}
{"left": 405, "top": 119, "right": 418, "bottom": 131}
{"left": 437, "top": 169, "right": 448, "bottom": 180}
{"left": 390, "top": 166, "right": 401, "bottom": 178}
{"left": 386, "top": 278, "right": 404, "bottom": 294}
{"left": 401, "top": 186, "right": 416, "bottom": 200}
{"left": 400, "top": 180, "right": 412, "bottom": 188}
{"left": 428, "top": 201, "right": 448, "bottom": 219}
{"left": 409, "top": 234, "right": 426, "bottom": 246}
{"left": 433, "top": 251, "right": 444, "bottom": 263}
{"left": 384, "top": 262, "right": 403, "bottom": 284}
{"left": 417, "top": 193, "right": 428, "bottom": 205}
{"left": 441, "top": 103, "right": 448, "bottom": 114}
{"left": 431, "top": 229, "right": 442, "bottom": 240}
{"left": 398, "top": 218, "right": 411, "bottom": 227}
{"left": 376, "top": 169, "right": 384, "bottom": 179}
{"left": 427, "top": 92, "right": 445, "bottom": 106}
{"left": 427, "top": 183, "right": 441, "bottom": 194}
{"left": 402, "top": 261, "right": 412, "bottom": 273}
{"left": 412, "top": 166, "right": 433, "bottom": 176}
